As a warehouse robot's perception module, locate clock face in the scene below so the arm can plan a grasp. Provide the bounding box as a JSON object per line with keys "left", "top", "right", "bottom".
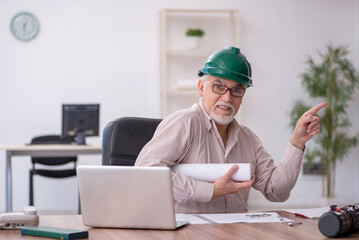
{"left": 10, "top": 12, "right": 39, "bottom": 41}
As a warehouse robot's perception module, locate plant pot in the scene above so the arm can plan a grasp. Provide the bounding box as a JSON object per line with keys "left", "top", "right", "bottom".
{"left": 186, "top": 36, "right": 201, "bottom": 50}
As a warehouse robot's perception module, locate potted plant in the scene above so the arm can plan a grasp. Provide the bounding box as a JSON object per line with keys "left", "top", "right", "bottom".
{"left": 289, "top": 45, "right": 359, "bottom": 198}
{"left": 185, "top": 28, "right": 205, "bottom": 49}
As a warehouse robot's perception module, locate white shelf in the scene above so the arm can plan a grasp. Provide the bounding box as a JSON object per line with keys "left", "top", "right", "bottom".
{"left": 159, "top": 9, "right": 240, "bottom": 117}
{"left": 167, "top": 89, "right": 198, "bottom": 96}
{"left": 175, "top": 79, "right": 198, "bottom": 90}
{"left": 165, "top": 49, "right": 216, "bottom": 57}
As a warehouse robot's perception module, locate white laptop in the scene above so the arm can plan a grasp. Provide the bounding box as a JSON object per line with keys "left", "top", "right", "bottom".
{"left": 77, "top": 165, "right": 189, "bottom": 230}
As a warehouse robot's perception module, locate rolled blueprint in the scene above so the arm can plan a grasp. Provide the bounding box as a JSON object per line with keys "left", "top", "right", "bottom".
{"left": 171, "top": 163, "right": 251, "bottom": 182}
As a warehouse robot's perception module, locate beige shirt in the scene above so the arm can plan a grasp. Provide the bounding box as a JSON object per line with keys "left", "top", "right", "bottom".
{"left": 135, "top": 102, "right": 304, "bottom": 213}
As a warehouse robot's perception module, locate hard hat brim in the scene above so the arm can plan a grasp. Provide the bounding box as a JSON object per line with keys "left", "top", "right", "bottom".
{"left": 198, "top": 68, "right": 253, "bottom": 87}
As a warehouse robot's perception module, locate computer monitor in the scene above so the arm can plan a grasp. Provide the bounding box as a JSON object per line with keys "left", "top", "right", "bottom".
{"left": 62, "top": 104, "right": 100, "bottom": 145}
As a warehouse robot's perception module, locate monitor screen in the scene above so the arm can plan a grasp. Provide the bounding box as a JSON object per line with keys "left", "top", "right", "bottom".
{"left": 62, "top": 104, "right": 100, "bottom": 145}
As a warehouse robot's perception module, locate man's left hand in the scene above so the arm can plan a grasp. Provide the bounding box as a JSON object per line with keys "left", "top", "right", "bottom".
{"left": 290, "top": 102, "right": 328, "bottom": 150}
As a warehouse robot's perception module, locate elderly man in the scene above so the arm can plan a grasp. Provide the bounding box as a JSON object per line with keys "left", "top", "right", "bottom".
{"left": 135, "top": 46, "right": 327, "bottom": 213}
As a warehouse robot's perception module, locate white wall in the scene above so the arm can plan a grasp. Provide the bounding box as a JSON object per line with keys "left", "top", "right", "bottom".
{"left": 0, "top": 0, "right": 358, "bottom": 213}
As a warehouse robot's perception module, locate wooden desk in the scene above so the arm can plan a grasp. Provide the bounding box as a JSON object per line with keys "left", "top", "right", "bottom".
{"left": 0, "top": 144, "right": 102, "bottom": 212}
{"left": 2, "top": 212, "right": 359, "bottom": 240}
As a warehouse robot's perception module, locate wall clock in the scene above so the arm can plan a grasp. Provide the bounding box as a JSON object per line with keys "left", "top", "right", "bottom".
{"left": 10, "top": 12, "right": 40, "bottom": 41}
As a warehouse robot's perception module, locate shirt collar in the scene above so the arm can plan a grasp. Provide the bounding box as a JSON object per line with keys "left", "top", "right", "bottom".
{"left": 197, "top": 101, "right": 214, "bottom": 131}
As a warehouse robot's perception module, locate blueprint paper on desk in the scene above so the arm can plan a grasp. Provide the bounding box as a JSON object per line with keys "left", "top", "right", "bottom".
{"left": 176, "top": 212, "right": 292, "bottom": 224}
{"left": 282, "top": 207, "right": 329, "bottom": 219}
{"left": 176, "top": 214, "right": 209, "bottom": 224}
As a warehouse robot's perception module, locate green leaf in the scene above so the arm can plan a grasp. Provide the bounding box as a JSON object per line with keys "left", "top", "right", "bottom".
{"left": 289, "top": 44, "right": 359, "bottom": 187}
{"left": 185, "top": 28, "right": 205, "bottom": 37}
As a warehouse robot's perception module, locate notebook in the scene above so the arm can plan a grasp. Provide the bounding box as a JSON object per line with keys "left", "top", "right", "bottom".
{"left": 76, "top": 165, "right": 189, "bottom": 230}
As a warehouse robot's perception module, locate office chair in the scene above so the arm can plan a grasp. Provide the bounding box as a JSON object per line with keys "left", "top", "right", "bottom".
{"left": 29, "top": 135, "right": 80, "bottom": 213}
{"left": 102, "top": 117, "right": 162, "bottom": 166}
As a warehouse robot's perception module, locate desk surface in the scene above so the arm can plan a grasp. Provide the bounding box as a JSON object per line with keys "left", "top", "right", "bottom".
{"left": 2, "top": 212, "right": 359, "bottom": 240}
{"left": 2, "top": 144, "right": 102, "bottom": 212}
{"left": 0, "top": 144, "right": 102, "bottom": 149}
{"left": 0, "top": 144, "right": 102, "bottom": 156}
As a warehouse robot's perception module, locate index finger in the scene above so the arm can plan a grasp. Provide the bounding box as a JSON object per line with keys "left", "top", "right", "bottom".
{"left": 227, "top": 165, "right": 239, "bottom": 176}
{"left": 306, "top": 102, "right": 328, "bottom": 115}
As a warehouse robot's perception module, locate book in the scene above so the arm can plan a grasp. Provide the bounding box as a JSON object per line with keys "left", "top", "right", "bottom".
{"left": 21, "top": 226, "right": 88, "bottom": 240}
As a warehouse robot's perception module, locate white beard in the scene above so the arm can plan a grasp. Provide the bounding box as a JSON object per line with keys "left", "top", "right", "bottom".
{"left": 210, "top": 102, "right": 235, "bottom": 125}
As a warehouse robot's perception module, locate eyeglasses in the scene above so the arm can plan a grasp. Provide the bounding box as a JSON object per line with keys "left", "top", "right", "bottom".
{"left": 207, "top": 82, "right": 246, "bottom": 97}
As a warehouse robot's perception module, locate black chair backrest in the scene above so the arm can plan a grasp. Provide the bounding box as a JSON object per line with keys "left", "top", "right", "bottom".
{"left": 102, "top": 117, "right": 162, "bottom": 166}
{"left": 31, "top": 135, "right": 77, "bottom": 166}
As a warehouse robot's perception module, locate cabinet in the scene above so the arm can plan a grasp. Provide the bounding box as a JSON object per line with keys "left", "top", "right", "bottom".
{"left": 159, "top": 9, "right": 240, "bottom": 117}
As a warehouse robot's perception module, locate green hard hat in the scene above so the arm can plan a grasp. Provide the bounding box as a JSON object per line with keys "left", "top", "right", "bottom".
{"left": 198, "top": 46, "right": 253, "bottom": 87}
